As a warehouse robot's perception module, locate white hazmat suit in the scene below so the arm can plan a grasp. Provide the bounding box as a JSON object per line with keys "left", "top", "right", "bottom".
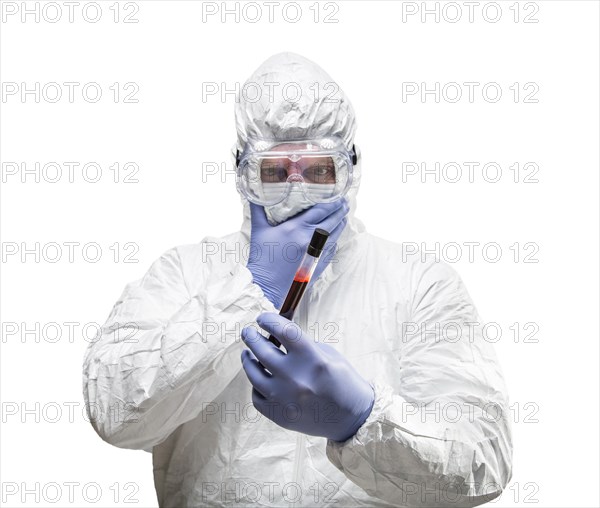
{"left": 83, "top": 52, "right": 513, "bottom": 507}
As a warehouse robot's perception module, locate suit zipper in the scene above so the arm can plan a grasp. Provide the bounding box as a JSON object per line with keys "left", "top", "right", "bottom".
{"left": 290, "top": 433, "right": 305, "bottom": 508}
{"left": 290, "top": 293, "right": 310, "bottom": 508}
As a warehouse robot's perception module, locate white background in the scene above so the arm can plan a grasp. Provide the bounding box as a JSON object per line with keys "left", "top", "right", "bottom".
{"left": 1, "top": 1, "right": 599, "bottom": 506}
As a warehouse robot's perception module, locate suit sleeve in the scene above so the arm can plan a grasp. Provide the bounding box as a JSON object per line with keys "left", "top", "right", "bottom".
{"left": 326, "top": 259, "right": 513, "bottom": 507}
{"left": 82, "top": 244, "right": 276, "bottom": 450}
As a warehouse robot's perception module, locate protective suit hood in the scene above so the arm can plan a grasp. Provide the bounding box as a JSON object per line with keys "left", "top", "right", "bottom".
{"left": 233, "top": 52, "right": 365, "bottom": 290}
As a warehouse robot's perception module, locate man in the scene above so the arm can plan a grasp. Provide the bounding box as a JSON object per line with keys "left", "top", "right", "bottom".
{"left": 83, "top": 52, "right": 512, "bottom": 507}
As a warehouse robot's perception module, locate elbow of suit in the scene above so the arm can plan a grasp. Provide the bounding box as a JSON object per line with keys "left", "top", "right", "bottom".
{"left": 88, "top": 401, "right": 154, "bottom": 450}
{"left": 83, "top": 376, "right": 155, "bottom": 451}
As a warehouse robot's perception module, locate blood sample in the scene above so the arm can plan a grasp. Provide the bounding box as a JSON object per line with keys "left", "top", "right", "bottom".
{"left": 267, "top": 228, "right": 330, "bottom": 348}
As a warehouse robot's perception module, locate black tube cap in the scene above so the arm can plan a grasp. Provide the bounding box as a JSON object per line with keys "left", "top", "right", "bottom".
{"left": 307, "top": 228, "right": 330, "bottom": 257}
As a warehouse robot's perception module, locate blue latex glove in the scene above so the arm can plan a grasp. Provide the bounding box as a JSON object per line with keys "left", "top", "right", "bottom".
{"left": 241, "top": 313, "right": 375, "bottom": 442}
{"left": 246, "top": 199, "right": 349, "bottom": 309}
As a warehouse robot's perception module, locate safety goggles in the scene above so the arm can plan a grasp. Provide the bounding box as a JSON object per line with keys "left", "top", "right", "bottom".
{"left": 236, "top": 137, "right": 357, "bottom": 206}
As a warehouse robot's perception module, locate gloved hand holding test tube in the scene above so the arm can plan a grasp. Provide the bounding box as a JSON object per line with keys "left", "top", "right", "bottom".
{"left": 266, "top": 228, "right": 329, "bottom": 349}
{"left": 242, "top": 225, "right": 376, "bottom": 443}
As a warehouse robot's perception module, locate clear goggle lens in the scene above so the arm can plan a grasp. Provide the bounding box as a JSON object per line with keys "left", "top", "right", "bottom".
{"left": 237, "top": 141, "right": 354, "bottom": 206}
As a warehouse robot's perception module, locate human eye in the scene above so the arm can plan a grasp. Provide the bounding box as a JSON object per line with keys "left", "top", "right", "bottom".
{"left": 305, "top": 163, "right": 336, "bottom": 183}
{"left": 261, "top": 163, "right": 287, "bottom": 182}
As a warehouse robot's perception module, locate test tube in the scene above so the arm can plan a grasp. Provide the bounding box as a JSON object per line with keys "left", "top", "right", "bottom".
{"left": 267, "top": 228, "right": 330, "bottom": 349}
